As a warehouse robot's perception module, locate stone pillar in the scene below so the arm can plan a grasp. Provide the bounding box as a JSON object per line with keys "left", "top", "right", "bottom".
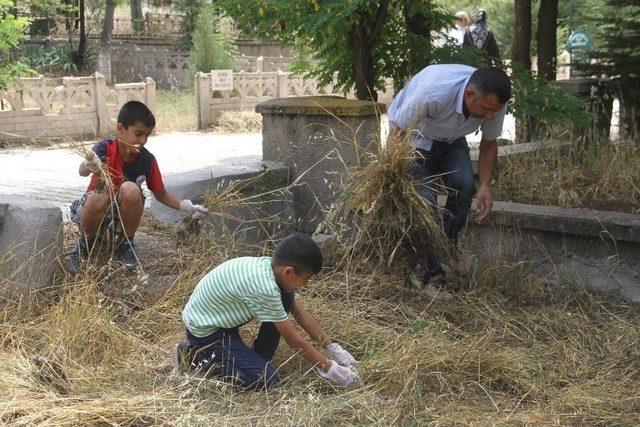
{"left": 256, "top": 96, "right": 386, "bottom": 233}
{"left": 553, "top": 78, "right": 613, "bottom": 142}
{"left": 195, "top": 72, "right": 212, "bottom": 130}
{"left": 93, "top": 72, "right": 110, "bottom": 136}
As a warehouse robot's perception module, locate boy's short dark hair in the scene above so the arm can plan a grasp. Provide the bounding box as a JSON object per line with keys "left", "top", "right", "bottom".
{"left": 273, "top": 233, "right": 323, "bottom": 275}
{"left": 468, "top": 67, "right": 512, "bottom": 104}
{"left": 117, "top": 100, "right": 156, "bottom": 129}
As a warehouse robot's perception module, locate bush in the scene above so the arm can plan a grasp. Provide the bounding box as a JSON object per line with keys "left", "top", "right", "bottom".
{"left": 186, "top": 5, "right": 236, "bottom": 86}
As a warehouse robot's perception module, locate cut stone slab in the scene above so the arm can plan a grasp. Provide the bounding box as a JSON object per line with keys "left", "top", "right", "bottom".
{"left": 459, "top": 199, "right": 640, "bottom": 304}
{"left": 149, "top": 155, "right": 292, "bottom": 244}
{"left": 0, "top": 195, "right": 63, "bottom": 301}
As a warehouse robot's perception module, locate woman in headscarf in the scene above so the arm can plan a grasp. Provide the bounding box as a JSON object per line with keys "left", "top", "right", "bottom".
{"left": 463, "top": 10, "right": 501, "bottom": 62}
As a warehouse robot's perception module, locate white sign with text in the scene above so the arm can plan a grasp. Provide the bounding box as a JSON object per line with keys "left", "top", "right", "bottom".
{"left": 211, "top": 70, "right": 234, "bottom": 91}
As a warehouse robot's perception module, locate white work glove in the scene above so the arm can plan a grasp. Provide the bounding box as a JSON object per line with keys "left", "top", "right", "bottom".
{"left": 325, "top": 343, "right": 358, "bottom": 367}
{"left": 82, "top": 151, "right": 102, "bottom": 173}
{"left": 179, "top": 199, "right": 209, "bottom": 219}
{"left": 315, "top": 361, "right": 362, "bottom": 388}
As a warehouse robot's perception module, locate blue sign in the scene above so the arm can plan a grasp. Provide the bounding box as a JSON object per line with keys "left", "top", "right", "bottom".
{"left": 567, "top": 30, "right": 592, "bottom": 52}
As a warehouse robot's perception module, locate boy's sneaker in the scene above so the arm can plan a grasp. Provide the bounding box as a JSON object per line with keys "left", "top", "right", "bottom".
{"left": 115, "top": 240, "right": 138, "bottom": 272}
{"left": 62, "top": 238, "right": 91, "bottom": 275}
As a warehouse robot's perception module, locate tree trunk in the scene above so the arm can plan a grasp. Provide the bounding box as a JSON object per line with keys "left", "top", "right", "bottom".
{"left": 352, "top": 25, "right": 376, "bottom": 101}
{"left": 130, "top": 0, "right": 144, "bottom": 33}
{"left": 512, "top": 0, "right": 532, "bottom": 71}
{"left": 99, "top": 0, "right": 116, "bottom": 83}
{"left": 536, "top": 0, "right": 558, "bottom": 81}
{"left": 75, "top": 0, "right": 87, "bottom": 70}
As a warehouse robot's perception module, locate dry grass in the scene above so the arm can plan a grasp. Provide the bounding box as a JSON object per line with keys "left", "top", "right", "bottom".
{"left": 1, "top": 128, "right": 639, "bottom": 425}
{"left": 494, "top": 140, "right": 640, "bottom": 214}
{"left": 209, "top": 111, "right": 262, "bottom": 134}
{"left": 155, "top": 89, "right": 197, "bottom": 133}
{"left": 1, "top": 219, "right": 638, "bottom": 425}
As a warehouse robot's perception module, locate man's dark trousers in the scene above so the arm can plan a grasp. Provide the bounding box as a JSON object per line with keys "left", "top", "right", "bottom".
{"left": 185, "top": 288, "right": 295, "bottom": 389}
{"left": 410, "top": 137, "right": 476, "bottom": 276}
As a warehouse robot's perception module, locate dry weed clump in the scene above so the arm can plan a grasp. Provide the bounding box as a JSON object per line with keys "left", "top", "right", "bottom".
{"left": 210, "top": 111, "right": 262, "bottom": 134}
{"left": 495, "top": 139, "right": 640, "bottom": 213}
{"left": 319, "top": 132, "right": 450, "bottom": 275}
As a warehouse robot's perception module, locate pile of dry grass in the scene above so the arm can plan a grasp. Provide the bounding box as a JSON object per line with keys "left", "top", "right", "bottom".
{"left": 210, "top": 111, "right": 262, "bottom": 134}
{"left": 495, "top": 139, "right": 640, "bottom": 213}
{"left": 319, "top": 132, "right": 450, "bottom": 275}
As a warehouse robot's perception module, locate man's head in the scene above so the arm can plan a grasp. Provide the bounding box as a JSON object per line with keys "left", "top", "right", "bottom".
{"left": 272, "top": 233, "right": 323, "bottom": 292}
{"left": 116, "top": 101, "right": 156, "bottom": 152}
{"left": 464, "top": 67, "right": 511, "bottom": 120}
{"left": 455, "top": 11, "right": 469, "bottom": 28}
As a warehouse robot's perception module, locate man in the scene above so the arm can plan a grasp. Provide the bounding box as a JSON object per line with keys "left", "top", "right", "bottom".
{"left": 388, "top": 65, "right": 511, "bottom": 292}
{"left": 450, "top": 11, "right": 470, "bottom": 46}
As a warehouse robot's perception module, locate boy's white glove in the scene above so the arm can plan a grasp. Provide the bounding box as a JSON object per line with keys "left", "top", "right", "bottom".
{"left": 179, "top": 199, "right": 209, "bottom": 219}
{"left": 82, "top": 152, "right": 102, "bottom": 173}
{"left": 315, "top": 361, "right": 362, "bottom": 388}
{"left": 325, "top": 343, "right": 358, "bottom": 367}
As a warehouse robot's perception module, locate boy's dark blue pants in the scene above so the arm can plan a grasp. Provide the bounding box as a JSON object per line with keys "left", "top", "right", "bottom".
{"left": 185, "top": 289, "right": 295, "bottom": 390}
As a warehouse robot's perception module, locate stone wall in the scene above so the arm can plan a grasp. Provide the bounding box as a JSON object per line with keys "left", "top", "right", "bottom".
{"left": 0, "top": 73, "right": 155, "bottom": 142}
{"left": 460, "top": 200, "right": 640, "bottom": 303}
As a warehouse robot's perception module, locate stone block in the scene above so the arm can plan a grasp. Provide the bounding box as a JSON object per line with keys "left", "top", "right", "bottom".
{"left": 0, "top": 195, "right": 63, "bottom": 301}
{"left": 460, "top": 200, "right": 640, "bottom": 303}
{"left": 257, "top": 96, "right": 386, "bottom": 233}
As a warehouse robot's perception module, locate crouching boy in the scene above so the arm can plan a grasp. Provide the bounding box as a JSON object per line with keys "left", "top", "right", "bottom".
{"left": 64, "top": 100, "right": 208, "bottom": 274}
{"left": 177, "top": 233, "right": 361, "bottom": 389}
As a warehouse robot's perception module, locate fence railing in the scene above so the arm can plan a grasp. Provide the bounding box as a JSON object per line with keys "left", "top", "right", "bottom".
{"left": 0, "top": 73, "right": 155, "bottom": 141}
{"left": 195, "top": 70, "right": 357, "bottom": 129}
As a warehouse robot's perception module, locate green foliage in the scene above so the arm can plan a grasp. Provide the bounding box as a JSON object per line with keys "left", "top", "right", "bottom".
{"left": 186, "top": 5, "right": 236, "bottom": 85}
{"left": 218, "top": 0, "right": 477, "bottom": 99}
{"left": 580, "top": 0, "right": 640, "bottom": 140}
{"left": 21, "top": 43, "right": 99, "bottom": 75}
{"left": 510, "top": 64, "right": 588, "bottom": 137}
{"left": 0, "top": 0, "right": 31, "bottom": 88}
{"left": 172, "top": 0, "right": 204, "bottom": 50}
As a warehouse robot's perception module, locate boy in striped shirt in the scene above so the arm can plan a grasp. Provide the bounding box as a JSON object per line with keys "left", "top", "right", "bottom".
{"left": 177, "top": 233, "right": 361, "bottom": 389}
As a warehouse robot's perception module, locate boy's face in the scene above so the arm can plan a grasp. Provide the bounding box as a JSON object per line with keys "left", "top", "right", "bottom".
{"left": 277, "top": 266, "right": 313, "bottom": 293}
{"left": 116, "top": 121, "right": 154, "bottom": 155}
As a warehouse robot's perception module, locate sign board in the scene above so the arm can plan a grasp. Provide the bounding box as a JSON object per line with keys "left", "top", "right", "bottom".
{"left": 566, "top": 30, "right": 592, "bottom": 52}
{"left": 211, "top": 70, "right": 234, "bottom": 91}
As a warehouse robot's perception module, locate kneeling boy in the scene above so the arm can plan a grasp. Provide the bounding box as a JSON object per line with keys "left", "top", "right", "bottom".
{"left": 177, "top": 233, "right": 361, "bottom": 389}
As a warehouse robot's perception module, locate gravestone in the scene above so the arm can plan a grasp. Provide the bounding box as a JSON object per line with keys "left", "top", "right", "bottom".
{"left": 257, "top": 96, "right": 385, "bottom": 233}
{"left": 0, "top": 196, "right": 63, "bottom": 301}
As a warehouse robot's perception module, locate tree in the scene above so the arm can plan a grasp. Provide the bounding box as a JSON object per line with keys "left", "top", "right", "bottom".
{"left": 536, "top": 0, "right": 557, "bottom": 81}
{"left": 217, "top": 0, "right": 453, "bottom": 100}
{"left": 0, "top": 0, "right": 31, "bottom": 88}
{"left": 512, "top": 0, "right": 531, "bottom": 70}
{"left": 582, "top": 0, "right": 640, "bottom": 142}
{"left": 97, "top": 0, "right": 116, "bottom": 83}
{"left": 130, "top": 0, "right": 143, "bottom": 33}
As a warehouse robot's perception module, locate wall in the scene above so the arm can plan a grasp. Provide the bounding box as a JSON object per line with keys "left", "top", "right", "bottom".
{"left": 0, "top": 73, "right": 155, "bottom": 142}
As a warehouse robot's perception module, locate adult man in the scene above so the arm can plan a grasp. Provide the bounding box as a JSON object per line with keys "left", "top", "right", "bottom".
{"left": 388, "top": 65, "right": 511, "bottom": 290}
{"left": 450, "top": 11, "right": 470, "bottom": 46}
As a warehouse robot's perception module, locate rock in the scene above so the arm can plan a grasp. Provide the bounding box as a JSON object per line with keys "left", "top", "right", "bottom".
{"left": 0, "top": 195, "right": 63, "bottom": 301}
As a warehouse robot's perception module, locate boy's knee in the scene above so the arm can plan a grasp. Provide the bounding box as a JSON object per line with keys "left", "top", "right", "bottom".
{"left": 118, "top": 182, "right": 143, "bottom": 205}
{"left": 243, "top": 364, "right": 280, "bottom": 390}
{"left": 83, "top": 192, "right": 110, "bottom": 214}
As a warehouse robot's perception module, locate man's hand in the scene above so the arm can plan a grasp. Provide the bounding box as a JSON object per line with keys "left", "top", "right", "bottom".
{"left": 179, "top": 199, "right": 209, "bottom": 219}
{"left": 475, "top": 184, "right": 493, "bottom": 223}
{"left": 315, "top": 361, "right": 362, "bottom": 388}
{"left": 325, "top": 343, "right": 358, "bottom": 367}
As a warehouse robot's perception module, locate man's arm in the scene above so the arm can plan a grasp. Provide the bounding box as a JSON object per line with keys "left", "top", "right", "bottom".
{"left": 475, "top": 137, "right": 498, "bottom": 223}
{"left": 292, "top": 300, "right": 331, "bottom": 348}
{"left": 274, "top": 319, "right": 332, "bottom": 373}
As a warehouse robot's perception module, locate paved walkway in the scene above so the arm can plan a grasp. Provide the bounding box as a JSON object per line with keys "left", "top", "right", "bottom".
{"left": 0, "top": 113, "right": 516, "bottom": 220}
{"left": 0, "top": 132, "right": 262, "bottom": 218}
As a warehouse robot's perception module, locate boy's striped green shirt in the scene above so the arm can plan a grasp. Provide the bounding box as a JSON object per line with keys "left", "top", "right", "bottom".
{"left": 182, "top": 256, "right": 288, "bottom": 337}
